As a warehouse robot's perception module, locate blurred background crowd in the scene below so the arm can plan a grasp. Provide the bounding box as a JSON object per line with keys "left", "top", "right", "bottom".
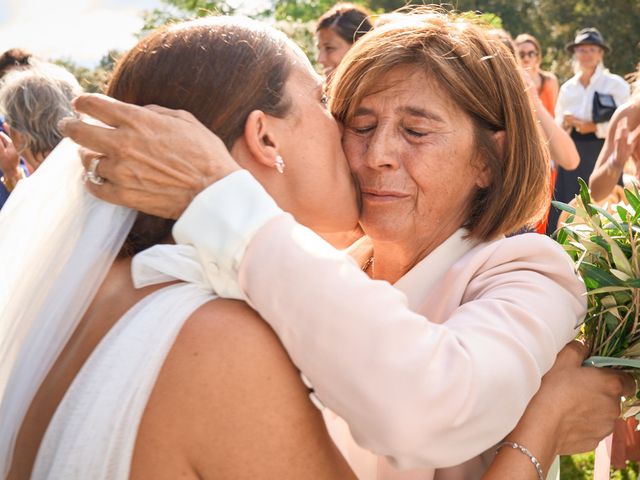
{"left": 0, "top": 2, "right": 639, "bottom": 475}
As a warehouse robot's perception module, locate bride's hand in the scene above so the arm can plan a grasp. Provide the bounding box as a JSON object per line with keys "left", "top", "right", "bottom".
{"left": 59, "top": 93, "right": 240, "bottom": 219}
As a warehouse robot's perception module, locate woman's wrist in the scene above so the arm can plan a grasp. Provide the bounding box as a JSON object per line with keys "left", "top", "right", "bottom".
{"left": 503, "top": 397, "right": 561, "bottom": 472}
{"left": 0, "top": 166, "right": 25, "bottom": 192}
{"left": 495, "top": 441, "right": 544, "bottom": 480}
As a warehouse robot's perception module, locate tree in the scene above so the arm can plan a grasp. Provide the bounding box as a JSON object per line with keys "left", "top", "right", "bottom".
{"left": 137, "top": 0, "right": 640, "bottom": 83}
{"left": 53, "top": 50, "right": 122, "bottom": 94}
{"left": 140, "top": 0, "right": 236, "bottom": 34}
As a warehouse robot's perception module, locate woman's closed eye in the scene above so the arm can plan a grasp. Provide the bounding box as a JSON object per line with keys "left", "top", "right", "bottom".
{"left": 350, "top": 124, "right": 376, "bottom": 134}
{"left": 404, "top": 127, "right": 428, "bottom": 138}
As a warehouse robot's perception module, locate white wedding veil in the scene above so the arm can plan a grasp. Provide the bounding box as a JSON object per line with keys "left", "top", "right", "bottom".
{"left": 0, "top": 139, "right": 135, "bottom": 475}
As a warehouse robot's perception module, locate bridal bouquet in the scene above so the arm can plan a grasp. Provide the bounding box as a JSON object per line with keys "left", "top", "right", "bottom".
{"left": 554, "top": 179, "right": 640, "bottom": 416}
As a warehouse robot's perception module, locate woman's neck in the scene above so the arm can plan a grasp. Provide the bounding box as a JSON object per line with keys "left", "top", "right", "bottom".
{"left": 368, "top": 239, "right": 430, "bottom": 284}
{"left": 579, "top": 65, "right": 597, "bottom": 87}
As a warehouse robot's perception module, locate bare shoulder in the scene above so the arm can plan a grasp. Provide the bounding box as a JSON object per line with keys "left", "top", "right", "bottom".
{"left": 132, "top": 298, "right": 354, "bottom": 480}
{"left": 542, "top": 69, "right": 558, "bottom": 83}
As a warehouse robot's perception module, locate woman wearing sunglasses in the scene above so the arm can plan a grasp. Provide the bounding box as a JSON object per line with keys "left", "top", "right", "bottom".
{"left": 515, "top": 33, "right": 559, "bottom": 117}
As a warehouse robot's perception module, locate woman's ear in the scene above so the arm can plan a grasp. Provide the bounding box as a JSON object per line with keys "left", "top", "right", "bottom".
{"left": 476, "top": 130, "right": 505, "bottom": 189}
{"left": 242, "top": 110, "right": 281, "bottom": 169}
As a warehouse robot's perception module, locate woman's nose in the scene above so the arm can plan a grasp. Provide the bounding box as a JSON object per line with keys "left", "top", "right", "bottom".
{"left": 364, "top": 129, "right": 400, "bottom": 170}
{"left": 317, "top": 50, "right": 326, "bottom": 67}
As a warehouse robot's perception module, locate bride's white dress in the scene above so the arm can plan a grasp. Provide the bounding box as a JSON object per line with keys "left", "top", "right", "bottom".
{"left": 32, "top": 246, "right": 217, "bottom": 479}
{"left": 0, "top": 140, "right": 221, "bottom": 478}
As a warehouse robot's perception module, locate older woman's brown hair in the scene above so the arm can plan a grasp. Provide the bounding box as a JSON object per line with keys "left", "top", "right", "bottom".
{"left": 329, "top": 10, "right": 550, "bottom": 240}
{"left": 107, "top": 16, "right": 295, "bottom": 256}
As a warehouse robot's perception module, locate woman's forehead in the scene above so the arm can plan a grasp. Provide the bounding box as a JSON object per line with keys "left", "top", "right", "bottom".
{"left": 518, "top": 41, "right": 537, "bottom": 50}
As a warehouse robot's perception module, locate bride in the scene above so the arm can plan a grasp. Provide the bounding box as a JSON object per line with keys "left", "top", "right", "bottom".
{"left": 0, "top": 16, "right": 358, "bottom": 479}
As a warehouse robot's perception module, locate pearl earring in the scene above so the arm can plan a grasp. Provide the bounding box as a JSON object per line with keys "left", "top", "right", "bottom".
{"left": 275, "top": 155, "right": 285, "bottom": 174}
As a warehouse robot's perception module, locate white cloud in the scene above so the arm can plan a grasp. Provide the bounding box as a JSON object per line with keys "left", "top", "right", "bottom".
{"left": 0, "top": 0, "right": 158, "bottom": 66}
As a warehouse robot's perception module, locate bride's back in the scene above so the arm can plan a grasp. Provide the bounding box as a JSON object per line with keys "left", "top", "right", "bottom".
{"left": 5, "top": 17, "right": 353, "bottom": 479}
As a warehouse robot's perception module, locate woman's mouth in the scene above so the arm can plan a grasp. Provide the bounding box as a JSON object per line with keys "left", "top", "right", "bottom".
{"left": 360, "top": 189, "right": 410, "bottom": 202}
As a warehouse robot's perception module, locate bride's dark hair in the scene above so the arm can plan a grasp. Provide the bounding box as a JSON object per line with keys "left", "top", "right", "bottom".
{"left": 107, "top": 16, "right": 295, "bottom": 256}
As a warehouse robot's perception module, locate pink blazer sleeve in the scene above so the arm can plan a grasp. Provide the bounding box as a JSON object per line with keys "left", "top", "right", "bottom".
{"left": 173, "top": 171, "right": 585, "bottom": 469}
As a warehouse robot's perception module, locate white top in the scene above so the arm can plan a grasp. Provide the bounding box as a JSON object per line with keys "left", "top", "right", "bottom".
{"left": 31, "top": 245, "right": 216, "bottom": 479}
{"left": 555, "top": 63, "right": 630, "bottom": 138}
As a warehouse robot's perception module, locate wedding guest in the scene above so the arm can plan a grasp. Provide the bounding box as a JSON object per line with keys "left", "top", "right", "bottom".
{"left": 63, "top": 11, "right": 629, "bottom": 479}
{"left": 515, "top": 34, "right": 559, "bottom": 116}
{"left": 488, "top": 28, "right": 579, "bottom": 234}
{"left": 0, "top": 63, "right": 81, "bottom": 206}
{"left": 0, "top": 48, "right": 36, "bottom": 207}
{"left": 315, "top": 3, "right": 372, "bottom": 78}
{"left": 550, "top": 27, "right": 630, "bottom": 231}
{"left": 0, "top": 132, "right": 26, "bottom": 209}
{"left": 589, "top": 63, "right": 640, "bottom": 202}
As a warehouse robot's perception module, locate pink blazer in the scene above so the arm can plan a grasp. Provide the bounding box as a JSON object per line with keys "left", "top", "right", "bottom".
{"left": 173, "top": 171, "right": 586, "bottom": 473}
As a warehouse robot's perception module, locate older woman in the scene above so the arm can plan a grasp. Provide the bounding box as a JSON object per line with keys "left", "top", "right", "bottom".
{"left": 0, "top": 63, "right": 81, "bottom": 206}
{"left": 62, "top": 12, "right": 627, "bottom": 479}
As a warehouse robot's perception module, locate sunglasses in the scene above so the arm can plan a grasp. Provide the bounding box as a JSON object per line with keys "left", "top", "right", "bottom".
{"left": 518, "top": 50, "right": 538, "bottom": 59}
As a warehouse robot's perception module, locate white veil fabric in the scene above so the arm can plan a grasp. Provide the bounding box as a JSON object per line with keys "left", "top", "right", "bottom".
{"left": 0, "top": 139, "right": 136, "bottom": 476}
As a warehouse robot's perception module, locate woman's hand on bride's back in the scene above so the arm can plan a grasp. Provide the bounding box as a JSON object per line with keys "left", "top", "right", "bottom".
{"left": 59, "top": 93, "right": 240, "bottom": 219}
{"left": 517, "top": 341, "right": 634, "bottom": 456}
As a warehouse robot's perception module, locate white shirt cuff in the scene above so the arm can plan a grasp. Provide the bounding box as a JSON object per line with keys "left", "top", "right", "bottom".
{"left": 172, "top": 169, "right": 283, "bottom": 299}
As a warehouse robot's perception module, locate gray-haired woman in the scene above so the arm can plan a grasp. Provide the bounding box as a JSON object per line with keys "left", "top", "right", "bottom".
{"left": 0, "top": 63, "right": 81, "bottom": 204}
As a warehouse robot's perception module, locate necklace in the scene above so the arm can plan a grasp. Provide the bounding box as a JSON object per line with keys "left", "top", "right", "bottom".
{"left": 362, "top": 256, "right": 374, "bottom": 272}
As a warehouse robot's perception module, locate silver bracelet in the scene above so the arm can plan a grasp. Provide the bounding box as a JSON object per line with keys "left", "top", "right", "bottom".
{"left": 496, "top": 441, "right": 544, "bottom": 480}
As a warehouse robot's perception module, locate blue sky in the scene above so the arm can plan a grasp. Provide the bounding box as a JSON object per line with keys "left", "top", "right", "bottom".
{"left": 0, "top": 0, "right": 268, "bottom": 67}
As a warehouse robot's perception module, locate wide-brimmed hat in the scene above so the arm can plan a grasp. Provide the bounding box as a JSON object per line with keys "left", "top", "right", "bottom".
{"left": 566, "top": 27, "right": 610, "bottom": 53}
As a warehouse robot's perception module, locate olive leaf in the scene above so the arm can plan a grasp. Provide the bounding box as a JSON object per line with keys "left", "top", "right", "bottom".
{"left": 555, "top": 179, "right": 640, "bottom": 415}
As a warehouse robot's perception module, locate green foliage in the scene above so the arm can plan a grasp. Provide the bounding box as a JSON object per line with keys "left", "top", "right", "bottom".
{"left": 450, "top": 0, "right": 640, "bottom": 81}
{"left": 554, "top": 179, "right": 640, "bottom": 359}
{"left": 140, "top": 0, "right": 236, "bottom": 34}
{"left": 532, "top": 0, "right": 640, "bottom": 82}
{"left": 53, "top": 50, "right": 122, "bottom": 94}
{"left": 554, "top": 179, "right": 640, "bottom": 416}
{"left": 137, "top": 0, "right": 640, "bottom": 81}
{"left": 561, "top": 453, "right": 638, "bottom": 479}
{"left": 273, "top": 0, "right": 353, "bottom": 22}
{"left": 160, "top": 0, "right": 235, "bottom": 15}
